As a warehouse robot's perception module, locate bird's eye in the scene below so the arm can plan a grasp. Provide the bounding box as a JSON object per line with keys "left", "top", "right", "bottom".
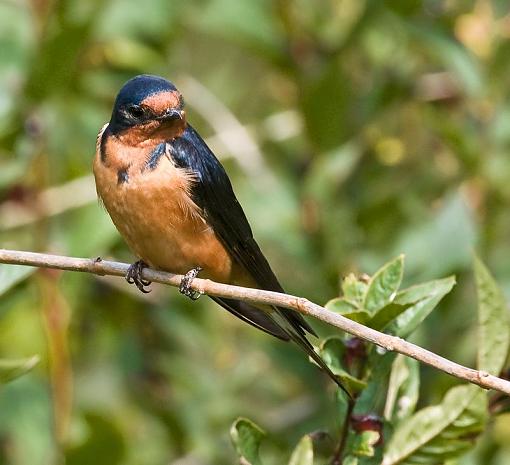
{"left": 126, "top": 105, "right": 145, "bottom": 119}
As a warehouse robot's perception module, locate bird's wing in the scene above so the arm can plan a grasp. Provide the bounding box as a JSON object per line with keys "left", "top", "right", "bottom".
{"left": 209, "top": 296, "right": 290, "bottom": 341}
{"left": 168, "top": 125, "right": 315, "bottom": 336}
{"left": 167, "top": 125, "right": 351, "bottom": 396}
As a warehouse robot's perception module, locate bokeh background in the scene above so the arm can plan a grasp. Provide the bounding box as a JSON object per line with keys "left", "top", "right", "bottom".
{"left": 0, "top": 0, "right": 510, "bottom": 464}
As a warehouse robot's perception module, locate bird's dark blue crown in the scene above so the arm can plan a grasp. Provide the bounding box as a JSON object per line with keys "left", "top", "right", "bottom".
{"left": 109, "top": 75, "right": 178, "bottom": 134}
{"left": 114, "top": 74, "right": 177, "bottom": 109}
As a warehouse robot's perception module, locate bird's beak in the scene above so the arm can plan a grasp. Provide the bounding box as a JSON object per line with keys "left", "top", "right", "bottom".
{"left": 159, "top": 109, "right": 183, "bottom": 122}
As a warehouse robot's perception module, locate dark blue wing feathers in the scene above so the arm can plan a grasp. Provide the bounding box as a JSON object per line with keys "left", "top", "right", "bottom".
{"left": 169, "top": 125, "right": 316, "bottom": 337}
{"left": 168, "top": 125, "right": 353, "bottom": 396}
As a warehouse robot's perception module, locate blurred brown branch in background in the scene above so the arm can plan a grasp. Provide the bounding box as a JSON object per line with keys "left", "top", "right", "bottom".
{"left": 0, "top": 248, "right": 508, "bottom": 396}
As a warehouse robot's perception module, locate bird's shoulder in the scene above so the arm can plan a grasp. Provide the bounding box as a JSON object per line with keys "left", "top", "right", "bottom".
{"left": 166, "top": 125, "right": 284, "bottom": 293}
{"left": 167, "top": 124, "right": 253, "bottom": 236}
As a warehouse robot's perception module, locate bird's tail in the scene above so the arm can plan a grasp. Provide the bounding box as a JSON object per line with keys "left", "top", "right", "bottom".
{"left": 275, "top": 310, "right": 353, "bottom": 399}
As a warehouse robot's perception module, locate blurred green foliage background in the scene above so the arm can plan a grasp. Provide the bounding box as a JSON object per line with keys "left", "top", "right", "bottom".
{"left": 1, "top": 0, "right": 510, "bottom": 463}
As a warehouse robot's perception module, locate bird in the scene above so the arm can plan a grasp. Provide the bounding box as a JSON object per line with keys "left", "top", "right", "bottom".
{"left": 93, "top": 74, "right": 350, "bottom": 396}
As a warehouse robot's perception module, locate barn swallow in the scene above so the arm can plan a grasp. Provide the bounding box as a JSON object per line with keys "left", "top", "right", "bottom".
{"left": 93, "top": 74, "right": 349, "bottom": 395}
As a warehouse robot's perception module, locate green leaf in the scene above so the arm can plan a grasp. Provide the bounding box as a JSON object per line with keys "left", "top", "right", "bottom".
{"left": 367, "top": 303, "right": 409, "bottom": 331}
{"left": 382, "top": 385, "right": 487, "bottom": 465}
{"left": 334, "top": 371, "right": 367, "bottom": 396}
{"left": 363, "top": 255, "right": 404, "bottom": 315}
{"left": 288, "top": 435, "right": 314, "bottom": 465}
{"left": 394, "top": 278, "right": 455, "bottom": 305}
{"left": 230, "top": 417, "right": 266, "bottom": 465}
{"left": 342, "top": 274, "right": 368, "bottom": 308}
{"left": 342, "top": 456, "right": 358, "bottom": 465}
{"left": 386, "top": 276, "right": 456, "bottom": 338}
{"left": 355, "top": 352, "right": 397, "bottom": 414}
{"left": 326, "top": 297, "right": 358, "bottom": 313}
{"left": 384, "top": 355, "right": 420, "bottom": 423}
{"left": 318, "top": 337, "right": 367, "bottom": 395}
{"left": 0, "top": 355, "right": 40, "bottom": 384}
{"left": 326, "top": 297, "right": 371, "bottom": 324}
{"left": 369, "top": 277, "right": 455, "bottom": 330}
{"left": 474, "top": 257, "right": 510, "bottom": 375}
{"left": 0, "top": 264, "right": 36, "bottom": 297}
{"left": 351, "top": 430, "right": 380, "bottom": 457}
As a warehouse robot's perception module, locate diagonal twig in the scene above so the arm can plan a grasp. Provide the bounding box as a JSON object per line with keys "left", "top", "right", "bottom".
{"left": 0, "top": 248, "right": 509, "bottom": 396}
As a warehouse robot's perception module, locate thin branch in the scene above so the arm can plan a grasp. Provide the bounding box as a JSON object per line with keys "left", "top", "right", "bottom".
{"left": 0, "top": 248, "right": 509, "bottom": 396}
{"left": 332, "top": 398, "right": 356, "bottom": 465}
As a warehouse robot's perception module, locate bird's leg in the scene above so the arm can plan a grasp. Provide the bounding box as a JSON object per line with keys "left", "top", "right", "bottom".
{"left": 179, "top": 266, "right": 203, "bottom": 300}
{"left": 126, "top": 260, "right": 151, "bottom": 293}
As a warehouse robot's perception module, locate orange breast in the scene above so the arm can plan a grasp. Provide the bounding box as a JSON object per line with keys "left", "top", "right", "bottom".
{"left": 93, "top": 130, "right": 233, "bottom": 283}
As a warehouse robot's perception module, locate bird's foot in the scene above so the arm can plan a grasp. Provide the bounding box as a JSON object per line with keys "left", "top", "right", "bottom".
{"left": 179, "top": 266, "right": 203, "bottom": 300}
{"left": 126, "top": 260, "right": 151, "bottom": 293}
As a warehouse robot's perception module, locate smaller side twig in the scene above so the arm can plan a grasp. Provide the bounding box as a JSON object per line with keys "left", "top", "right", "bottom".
{"left": 332, "top": 398, "right": 356, "bottom": 465}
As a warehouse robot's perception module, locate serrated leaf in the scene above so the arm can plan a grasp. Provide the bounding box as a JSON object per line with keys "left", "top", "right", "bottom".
{"left": 0, "top": 264, "right": 36, "bottom": 297}
{"left": 363, "top": 256, "right": 404, "bottom": 315}
{"left": 384, "top": 355, "right": 420, "bottom": 423}
{"left": 288, "top": 435, "right": 314, "bottom": 465}
{"left": 0, "top": 355, "right": 40, "bottom": 384}
{"left": 326, "top": 298, "right": 371, "bottom": 324}
{"left": 382, "top": 385, "right": 487, "bottom": 465}
{"left": 474, "top": 257, "right": 510, "bottom": 375}
{"left": 230, "top": 418, "right": 266, "bottom": 465}
{"left": 386, "top": 276, "right": 456, "bottom": 338}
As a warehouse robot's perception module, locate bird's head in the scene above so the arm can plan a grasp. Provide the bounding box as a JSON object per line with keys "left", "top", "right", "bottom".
{"left": 109, "top": 74, "right": 186, "bottom": 143}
